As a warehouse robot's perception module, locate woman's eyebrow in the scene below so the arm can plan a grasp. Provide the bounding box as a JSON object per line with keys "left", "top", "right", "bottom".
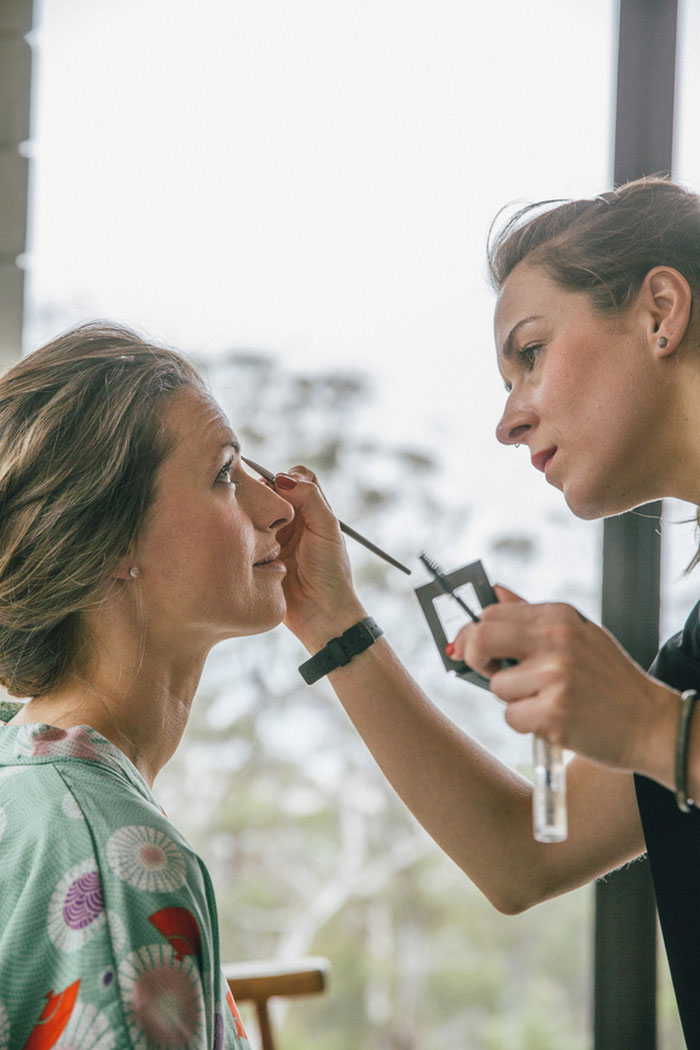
{"left": 211, "top": 438, "right": 241, "bottom": 466}
{"left": 501, "top": 315, "right": 544, "bottom": 360}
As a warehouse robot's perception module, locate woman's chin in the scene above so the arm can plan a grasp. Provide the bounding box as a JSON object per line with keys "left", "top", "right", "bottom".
{"left": 563, "top": 481, "right": 641, "bottom": 522}
{"left": 252, "top": 602, "right": 287, "bottom": 636}
{"left": 563, "top": 495, "right": 604, "bottom": 521}
{"left": 218, "top": 598, "right": 288, "bottom": 641}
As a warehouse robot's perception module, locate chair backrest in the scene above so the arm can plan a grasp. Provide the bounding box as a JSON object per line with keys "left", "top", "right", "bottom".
{"left": 224, "top": 956, "right": 330, "bottom": 1050}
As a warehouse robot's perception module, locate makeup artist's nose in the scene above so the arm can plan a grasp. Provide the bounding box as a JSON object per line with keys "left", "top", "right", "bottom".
{"left": 496, "top": 401, "right": 538, "bottom": 447}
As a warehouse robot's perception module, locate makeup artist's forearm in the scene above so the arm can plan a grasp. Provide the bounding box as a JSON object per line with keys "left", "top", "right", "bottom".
{"left": 324, "top": 639, "right": 645, "bottom": 913}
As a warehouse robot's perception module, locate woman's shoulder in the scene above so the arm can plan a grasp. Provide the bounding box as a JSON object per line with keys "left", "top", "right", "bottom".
{"left": 0, "top": 714, "right": 161, "bottom": 804}
{"left": 0, "top": 737, "right": 237, "bottom": 1050}
{"left": 0, "top": 717, "right": 184, "bottom": 868}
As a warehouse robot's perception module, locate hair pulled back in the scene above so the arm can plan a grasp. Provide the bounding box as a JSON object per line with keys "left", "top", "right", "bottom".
{"left": 487, "top": 176, "right": 700, "bottom": 315}
{"left": 0, "top": 322, "right": 206, "bottom": 698}
{"left": 489, "top": 176, "right": 700, "bottom": 567}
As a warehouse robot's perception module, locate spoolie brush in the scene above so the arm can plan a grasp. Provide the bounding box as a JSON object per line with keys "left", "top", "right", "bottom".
{"left": 419, "top": 552, "right": 481, "bottom": 623}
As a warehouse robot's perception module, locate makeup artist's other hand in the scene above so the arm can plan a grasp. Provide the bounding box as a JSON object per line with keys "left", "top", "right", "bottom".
{"left": 449, "top": 588, "right": 678, "bottom": 779}
{"left": 273, "top": 467, "right": 366, "bottom": 649}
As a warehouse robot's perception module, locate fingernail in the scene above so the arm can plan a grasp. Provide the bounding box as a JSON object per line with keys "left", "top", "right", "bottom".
{"left": 275, "top": 473, "right": 298, "bottom": 490}
{"left": 445, "top": 643, "right": 455, "bottom": 657}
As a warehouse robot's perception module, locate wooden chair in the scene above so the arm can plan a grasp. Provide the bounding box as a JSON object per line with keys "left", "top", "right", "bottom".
{"left": 224, "top": 956, "right": 330, "bottom": 1050}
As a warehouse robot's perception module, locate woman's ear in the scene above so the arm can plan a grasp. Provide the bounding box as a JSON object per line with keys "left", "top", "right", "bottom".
{"left": 641, "top": 266, "right": 693, "bottom": 357}
{"left": 111, "top": 556, "right": 139, "bottom": 581}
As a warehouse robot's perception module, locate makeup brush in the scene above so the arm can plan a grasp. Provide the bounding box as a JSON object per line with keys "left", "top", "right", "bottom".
{"left": 242, "top": 456, "right": 412, "bottom": 576}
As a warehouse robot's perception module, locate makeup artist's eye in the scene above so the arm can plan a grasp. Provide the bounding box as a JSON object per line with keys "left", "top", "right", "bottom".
{"left": 515, "top": 343, "right": 544, "bottom": 370}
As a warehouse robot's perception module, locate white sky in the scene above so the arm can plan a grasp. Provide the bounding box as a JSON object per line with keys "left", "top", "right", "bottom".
{"left": 24, "top": 0, "right": 700, "bottom": 625}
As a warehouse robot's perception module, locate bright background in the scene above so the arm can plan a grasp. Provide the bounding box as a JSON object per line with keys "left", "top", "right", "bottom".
{"left": 22, "top": 1, "right": 700, "bottom": 1046}
{"left": 25, "top": 0, "right": 700, "bottom": 620}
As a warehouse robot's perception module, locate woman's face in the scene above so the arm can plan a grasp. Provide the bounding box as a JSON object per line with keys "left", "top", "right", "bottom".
{"left": 494, "top": 262, "right": 671, "bottom": 519}
{"left": 134, "top": 388, "right": 294, "bottom": 648}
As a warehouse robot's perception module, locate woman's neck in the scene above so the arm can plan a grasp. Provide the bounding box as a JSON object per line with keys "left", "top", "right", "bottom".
{"left": 10, "top": 645, "right": 208, "bottom": 788}
{"left": 645, "top": 355, "right": 700, "bottom": 506}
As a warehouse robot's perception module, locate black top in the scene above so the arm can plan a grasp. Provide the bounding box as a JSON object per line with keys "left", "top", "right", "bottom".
{"left": 635, "top": 599, "right": 700, "bottom": 1047}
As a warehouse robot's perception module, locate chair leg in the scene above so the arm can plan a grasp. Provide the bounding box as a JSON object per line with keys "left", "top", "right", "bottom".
{"left": 256, "top": 1000, "right": 276, "bottom": 1050}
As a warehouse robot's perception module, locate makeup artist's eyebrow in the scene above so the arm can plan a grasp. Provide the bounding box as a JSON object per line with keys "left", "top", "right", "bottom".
{"left": 501, "top": 315, "right": 545, "bottom": 361}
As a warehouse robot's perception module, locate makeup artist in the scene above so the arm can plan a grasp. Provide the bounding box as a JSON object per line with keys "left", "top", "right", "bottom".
{"left": 278, "top": 177, "right": 700, "bottom": 1046}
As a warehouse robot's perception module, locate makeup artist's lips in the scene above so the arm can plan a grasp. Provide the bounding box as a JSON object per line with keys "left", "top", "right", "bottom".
{"left": 532, "top": 448, "right": 557, "bottom": 475}
{"left": 253, "top": 546, "right": 286, "bottom": 570}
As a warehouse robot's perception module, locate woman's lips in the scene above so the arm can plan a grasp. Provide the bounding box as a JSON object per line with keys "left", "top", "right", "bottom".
{"left": 254, "top": 546, "right": 285, "bottom": 570}
{"left": 532, "top": 447, "right": 557, "bottom": 474}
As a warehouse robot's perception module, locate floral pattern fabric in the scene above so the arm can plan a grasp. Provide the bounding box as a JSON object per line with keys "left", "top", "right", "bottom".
{"left": 0, "top": 702, "right": 251, "bottom": 1050}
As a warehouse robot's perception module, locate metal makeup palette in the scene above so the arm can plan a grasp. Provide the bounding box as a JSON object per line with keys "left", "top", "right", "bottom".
{"left": 415, "top": 555, "right": 568, "bottom": 843}
{"left": 414, "top": 557, "right": 498, "bottom": 688}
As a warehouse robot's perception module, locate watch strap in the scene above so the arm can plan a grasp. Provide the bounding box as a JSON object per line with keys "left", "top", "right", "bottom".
{"left": 299, "top": 617, "right": 383, "bottom": 684}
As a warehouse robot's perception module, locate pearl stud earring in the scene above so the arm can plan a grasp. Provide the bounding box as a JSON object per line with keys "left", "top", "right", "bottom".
{"left": 128, "top": 566, "right": 140, "bottom": 579}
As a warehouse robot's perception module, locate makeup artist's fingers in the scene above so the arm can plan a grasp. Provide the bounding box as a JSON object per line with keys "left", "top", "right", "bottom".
{"left": 461, "top": 605, "right": 675, "bottom": 771}
{"left": 274, "top": 467, "right": 339, "bottom": 540}
{"left": 272, "top": 465, "right": 365, "bottom": 645}
{"left": 448, "top": 601, "right": 589, "bottom": 677}
{"left": 490, "top": 645, "right": 656, "bottom": 768}
{"left": 493, "top": 584, "right": 526, "bottom": 604}
{"left": 455, "top": 601, "right": 589, "bottom": 665}
{"left": 463, "top": 620, "right": 537, "bottom": 673}
{"left": 273, "top": 469, "right": 345, "bottom": 572}
{"left": 477, "top": 600, "right": 586, "bottom": 626}
{"left": 488, "top": 659, "right": 566, "bottom": 709}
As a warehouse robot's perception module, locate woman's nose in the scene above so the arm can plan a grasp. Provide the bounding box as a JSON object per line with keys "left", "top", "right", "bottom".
{"left": 496, "top": 399, "right": 538, "bottom": 446}
{"left": 250, "top": 478, "right": 294, "bottom": 531}
{"left": 266, "top": 489, "right": 294, "bottom": 531}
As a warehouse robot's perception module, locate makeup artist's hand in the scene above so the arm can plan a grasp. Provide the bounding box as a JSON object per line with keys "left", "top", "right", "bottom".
{"left": 449, "top": 587, "right": 679, "bottom": 781}
{"left": 273, "top": 467, "right": 367, "bottom": 650}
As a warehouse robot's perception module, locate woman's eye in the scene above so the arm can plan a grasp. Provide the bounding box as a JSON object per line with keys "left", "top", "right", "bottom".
{"left": 515, "top": 343, "right": 544, "bottom": 370}
{"left": 217, "top": 459, "right": 235, "bottom": 484}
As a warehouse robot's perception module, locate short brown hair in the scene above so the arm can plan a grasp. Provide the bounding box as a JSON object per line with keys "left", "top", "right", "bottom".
{"left": 0, "top": 322, "right": 206, "bottom": 697}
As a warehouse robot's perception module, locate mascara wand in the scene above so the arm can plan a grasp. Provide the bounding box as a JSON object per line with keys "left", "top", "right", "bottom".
{"left": 419, "top": 553, "right": 481, "bottom": 623}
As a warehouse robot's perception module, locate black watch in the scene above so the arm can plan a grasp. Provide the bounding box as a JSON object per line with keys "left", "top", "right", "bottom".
{"left": 298, "top": 617, "right": 383, "bottom": 684}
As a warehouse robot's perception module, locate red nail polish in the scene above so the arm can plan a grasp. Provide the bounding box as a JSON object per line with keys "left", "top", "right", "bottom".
{"left": 445, "top": 643, "right": 455, "bottom": 657}
{"left": 275, "top": 473, "right": 298, "bottom": 490}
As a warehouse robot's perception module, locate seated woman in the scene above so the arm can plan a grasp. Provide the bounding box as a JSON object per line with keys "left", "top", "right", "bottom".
{"left": 0, "top": 322, "right": 341, "bottom": 1049}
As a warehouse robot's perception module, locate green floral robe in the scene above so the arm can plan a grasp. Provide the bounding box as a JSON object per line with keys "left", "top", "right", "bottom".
{"left": 0, "top": 701, "right": 251, "bottom": 1050}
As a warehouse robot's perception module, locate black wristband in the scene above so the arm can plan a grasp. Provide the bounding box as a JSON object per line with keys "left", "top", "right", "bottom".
{"left": 299, "top": 617, "right": 383, "bottom": 684}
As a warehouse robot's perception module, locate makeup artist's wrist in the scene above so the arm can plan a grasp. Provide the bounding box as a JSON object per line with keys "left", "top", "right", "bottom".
{"left": 293, "top": 599, "right": 369, "bottom": 654}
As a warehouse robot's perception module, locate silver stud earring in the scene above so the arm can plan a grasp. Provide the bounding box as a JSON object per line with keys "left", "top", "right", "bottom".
{"left": 515, "top": 443, "right": 521, "bottom": 448}
{"left": 658, "top": 336, "right": 668, "bottom": 349}
{"left": 128, "top": 566, "right": 139, "bottom": 579}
